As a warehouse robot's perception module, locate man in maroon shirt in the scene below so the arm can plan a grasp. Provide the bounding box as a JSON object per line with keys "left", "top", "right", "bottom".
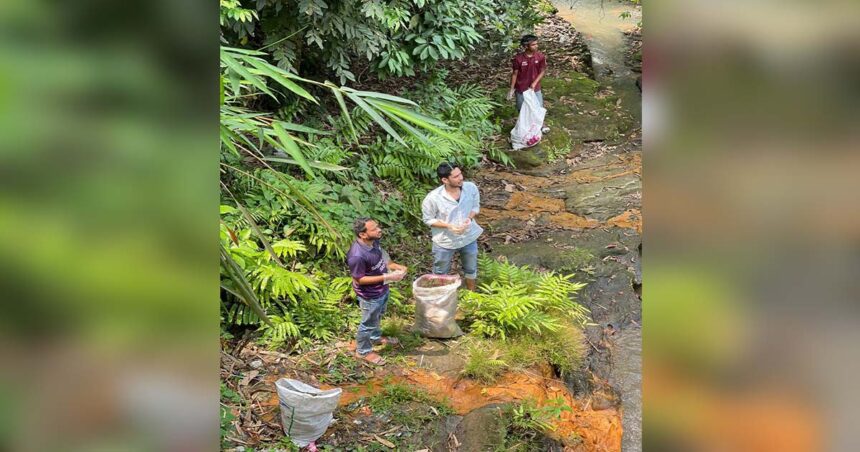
{"left": 507, "top": 34, "right": 550, "bottom": 133}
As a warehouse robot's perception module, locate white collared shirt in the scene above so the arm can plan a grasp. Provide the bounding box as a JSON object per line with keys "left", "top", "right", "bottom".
{"left": 421, "top": 181, "right": 483, "bottom": 249}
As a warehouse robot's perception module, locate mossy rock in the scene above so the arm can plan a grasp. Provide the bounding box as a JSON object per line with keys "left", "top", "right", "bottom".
{"left": 562, "top": 173, "right": 639, "bottom": 221}
{"left": 541, "top": 72, "right": 600, "bottom": 96}
{"left": 505, "top": 146, "right": 546, "bottom": 169}
{"left": 452, "top": 404, "right": 508, "bottom": 452}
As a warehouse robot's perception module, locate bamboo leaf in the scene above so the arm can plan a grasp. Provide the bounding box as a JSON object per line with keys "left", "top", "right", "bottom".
{"left": 330, "top": 85, "right": 358, "bottom": 143}
{"left": 271, "top": 122, "right": 315, "bottom": 178}
{"left": 220, "top": 49, "right": 276, "bottom": 99}
{"left": 221, "top": 244, "right": 273, "bottom": 327}
{"left": 264, "top": 157, "right": 347, "bottom": 172}
{"left": 345, "top": 92, "right": 405, "bottom": 145}
{"left": 342, "top": 88, "right": 417, "bottom": 106}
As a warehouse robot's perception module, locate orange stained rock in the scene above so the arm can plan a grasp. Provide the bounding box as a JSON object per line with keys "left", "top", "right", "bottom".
{"left": 506, "top": 191, "right": 566, "bottom": 213}
{"left": 336, "top": 368, "right": 622, "bottom": 451}
{"left": 548, "top": 212, "right": 601, "bottom": 229}
{"left": 605, "top": 209, "right": 642, "bottom": 233}
{"left": 490, "top": 152, "right": 640, "bottom": 190}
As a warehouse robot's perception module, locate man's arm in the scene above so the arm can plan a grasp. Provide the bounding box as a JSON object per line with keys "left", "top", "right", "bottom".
{"left": 356, "top": 274, "right": 386, "bottom": 285}
{"left": 508, "top": 55, "right": 519, "bottom": 100}
{"left": 530, "top": 70, "right": 545, "bottom": 90}
{"left": 422, "top": 195, "right": 456, "bottom": 230}
{"left": 349, "top": 255, "right": 387, "bottom": 285}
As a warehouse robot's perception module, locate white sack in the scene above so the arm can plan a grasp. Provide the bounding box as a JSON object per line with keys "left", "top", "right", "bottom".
{"left": 510, "top": 89, "right": 546, "bottom": 150}
{"left": 412, "top": 274, "right": 463, "bottom": 338}
{"left": 275, "top": 378, "right": 342, "bottom": 447}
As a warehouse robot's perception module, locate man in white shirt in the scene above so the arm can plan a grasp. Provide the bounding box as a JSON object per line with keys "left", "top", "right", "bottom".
{"left": 421, "top": 162, "right": 484, "bottom": 291}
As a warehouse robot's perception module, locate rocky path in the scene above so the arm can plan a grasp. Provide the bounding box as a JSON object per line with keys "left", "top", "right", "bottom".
{"left": 472, "top": 10, "right": 643, "bottom": 450}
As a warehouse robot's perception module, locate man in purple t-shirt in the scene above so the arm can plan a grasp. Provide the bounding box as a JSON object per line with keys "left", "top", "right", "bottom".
{"left": 347, "top": 217, "right": 408, "bottom": 365}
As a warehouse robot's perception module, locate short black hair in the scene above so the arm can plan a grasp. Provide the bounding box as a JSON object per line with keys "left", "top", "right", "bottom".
{"left": 437, "top": 161, "right": 461, "bottom": 181}
{"left": 353, "top": 217, "right": 373, "bottom": 237}
{"left": 520, "top": 34, "right": 538, "bottom": 47}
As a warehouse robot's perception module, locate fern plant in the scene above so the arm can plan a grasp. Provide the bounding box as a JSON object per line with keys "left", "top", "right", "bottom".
{"left": 461, "top": 258, "right": 590, "bottom": 339}
{"left": 461, "top": 282, "right": 561, "bottom": 340}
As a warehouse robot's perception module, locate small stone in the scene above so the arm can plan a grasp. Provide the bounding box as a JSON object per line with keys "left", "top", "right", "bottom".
{"left": 249, "top": 359, "right": 263, "bottom": 369}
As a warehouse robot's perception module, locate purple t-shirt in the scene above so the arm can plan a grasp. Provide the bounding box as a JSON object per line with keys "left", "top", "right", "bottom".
{"left": 346, "top": 239, "right": 389, "bottom": 299}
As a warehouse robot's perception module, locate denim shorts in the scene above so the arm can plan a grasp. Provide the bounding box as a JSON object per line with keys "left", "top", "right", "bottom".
{"left": 432, "top": 240, "right": 478, "bottom": 279}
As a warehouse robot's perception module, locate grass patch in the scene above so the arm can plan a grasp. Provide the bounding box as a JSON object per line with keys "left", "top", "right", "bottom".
{"left": 360, "top": 380, "right": 455, "bottom": 431}
{"left": 318, "top": 351, "right": 372, "bottom": 385}
{"left": 504, "top": 324, "right": 587, "bottom": 376}
{"left": 458, "top": 323, "right": 587, "bottom": 382}
{"left": 366, "top": 381, "right": 453, "bottom": 413}
{"left": 461, "top": 339, "right": 507, "bottom": 383}
{"left": 381, "top": 316, "right": 425, "bottom": 352}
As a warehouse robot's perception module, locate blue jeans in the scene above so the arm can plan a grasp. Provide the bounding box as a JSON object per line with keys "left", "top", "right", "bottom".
{"left": 516, "top": 90, "right": 544, "bottom": 112}
{"left": 356, "top": 292, "right": 389, "bottom": 355}
{"left": 432, "top": 240, "right": 478, "bottom": 280}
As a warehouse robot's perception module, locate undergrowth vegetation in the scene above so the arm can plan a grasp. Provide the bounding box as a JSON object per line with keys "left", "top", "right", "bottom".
{"left": 457, "top": 257, "right": 590, "bottom": 382}
{"left": 460, "top": 256, "right": 590, "bottom": 340}
{"left": 498, "top": 398, "right": 577, "bottom": 450}
{"left": 362, "top": 381, "right": 455, "bottom": 429}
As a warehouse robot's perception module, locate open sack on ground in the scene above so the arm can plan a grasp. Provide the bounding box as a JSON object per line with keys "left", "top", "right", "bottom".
{"left": 275, "top": 378, "right": 342, "bottom": 447}
{"left": 412, "top": 274, "right": 463, "bottom": 338}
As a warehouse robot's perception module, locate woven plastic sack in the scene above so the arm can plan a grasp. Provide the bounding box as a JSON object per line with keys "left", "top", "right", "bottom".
{"left": 510, "top": 89, "right": 547, "bottom": 150}
{"left": 412, "top": 274, "right": 463, "bottom": 338}
{"left": 275, "top": 378, "right": 342, "bottom": 447}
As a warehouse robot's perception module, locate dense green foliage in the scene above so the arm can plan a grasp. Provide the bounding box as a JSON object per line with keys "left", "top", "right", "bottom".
{"left": 221, "top": 0, "right": 545, "bottom": 82}
{"left": 219, "top": 45, "right": 506, "bottom": 350}
{"left": 219, "top": 0, "right": 546, "bottom": 351}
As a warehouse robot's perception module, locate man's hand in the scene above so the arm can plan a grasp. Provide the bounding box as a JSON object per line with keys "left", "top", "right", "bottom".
{"left": 506, "top": 88, "right": 515, "bottom": 101}
{"left": 389, "top": 263, "right": 408, "bottom": 273}
{"left": 383, "top": 271, "right": 406, "bottom": 284}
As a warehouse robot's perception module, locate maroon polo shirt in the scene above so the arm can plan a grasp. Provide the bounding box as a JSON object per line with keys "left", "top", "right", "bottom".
{"left": 511, "top": 51, "right": 546, "bottom": 93}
